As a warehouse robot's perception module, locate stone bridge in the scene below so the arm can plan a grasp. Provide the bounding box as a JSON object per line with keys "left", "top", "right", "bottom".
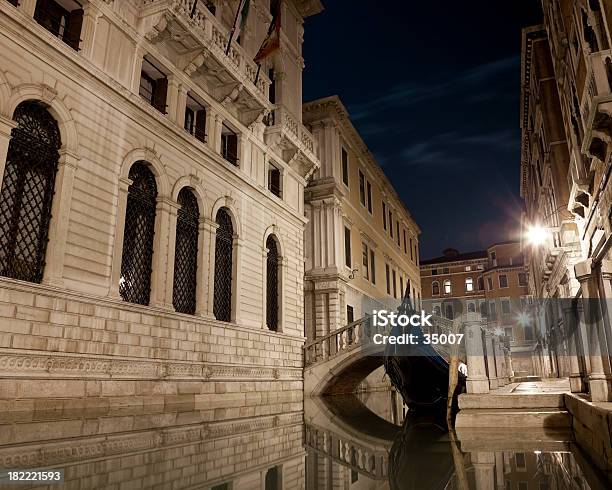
{"left": 303, "top": 395, "right": 400, "bottom": 481}
{"left": 303, "top": 314, "right": 463, "bottom": 397}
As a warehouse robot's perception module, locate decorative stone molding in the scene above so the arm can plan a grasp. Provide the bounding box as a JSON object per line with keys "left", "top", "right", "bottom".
{"left": 0, "top": 412, "right": 303, "bottom": 469}
{"left": 0, "top": 351, "right": 302, "bottom": 380}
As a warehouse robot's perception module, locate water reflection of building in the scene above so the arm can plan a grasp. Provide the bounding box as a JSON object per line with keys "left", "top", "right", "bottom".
{"left": 0, "top": 404, "right": 304, "bottom": 489}
{"left": 420, "top": 242, "right": 535, "bottom": 376}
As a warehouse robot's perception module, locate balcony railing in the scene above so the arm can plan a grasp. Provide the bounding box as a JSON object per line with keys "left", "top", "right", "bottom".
{"left": 265, "top": 105, "right": 317, "bottom": 163}
{"left": 141, "top": 0, "right": 270, "bottom": 108}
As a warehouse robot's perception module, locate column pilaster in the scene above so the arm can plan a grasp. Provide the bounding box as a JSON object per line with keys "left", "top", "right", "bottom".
{"left": 108, "top": 177, "right": 131, "bottom": 299}
{"left": 0, "top": 116, "right": 17, "bottom": 185}
{"left": 149, "top": 197, "right": 175, "bottom": 310}
{"left": 232, "top": 235, "right": 243, "bottom": 325}
{"left": 196, "top": 218, "right": 217, "bottom": 317}
{"left": 484, "top": 333, "right": 498, "bottom": 390}
{"left": 42, "top": 149, "right": 80, "bottom": 287}
{"left": 464, "top": 321, "right": 490, "bottom": 394}
{"left": 204, "top": 219, "right": 219, "bottom": 317}
{"left": 80, "top": 3, "right": 103, "bottom": 60}
{"left": 575, "top": 259, "right": 611, "bottom": 401}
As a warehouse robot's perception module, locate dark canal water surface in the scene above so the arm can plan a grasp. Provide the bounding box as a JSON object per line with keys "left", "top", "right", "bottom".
{"left": 0, "top": 388, "right": 607, "bottom": 489}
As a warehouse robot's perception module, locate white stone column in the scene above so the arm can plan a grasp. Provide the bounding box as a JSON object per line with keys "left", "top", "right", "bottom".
{"left": 166, "top": 75, "right": 181, "bottom": 124}
{"left": 231, "top": 235, "right": 243, "bottom": 325}
{"left": 575, "top": 259, "right": 611, "bottom": 401}
{"left": 195, "top": 218, "right": 216, "bottom": 317}
{"left": 484, "top": 333, "right": 498, "bottom": 390}
{"left": 80, "top": 3, "right": 102, "bottom": 60}
{"left": 130, "top": 45, "right": 146, "bottom": 94}
{"left": 204, "top": 219, "right": 219, "bottom": 317}
{"left": 261, "top": 244, "right": 268, "bottom": 329}
{"left": 150, "top": 197, "right": 174, "bottom": 309}
{"left": 562, "top": 303, "right": 586, "bottom": 393}
{"left": 504, "top": 346, "right": 513, "bottom": 380}
{"left": 0, "top": 116, "right": 17, "bottom": 184}
{"left": 464, "top": 321, "right": 490, "bottom": 394}
{"left": 175, "top": 84, "right": 188, "bottom": 128}
{"left": 493, "top": 337, "right": 508, "bottom": 386}
{"left": 164, "top": 199, "right": 180, "bottom": 309}
{"left": 19, "top": 0, "right": 36, "bottom": 17}
{"left": 42, "top": 149, "right": 80, "bottom": 287}
{"left": 205, "top": 110, "right": 217, "bottom": 152}
{"left": 213, "top": 114, "right": 223, "bottom": 154}
{"left": 108, "top": 177, "right": 131, "bottom": 299}
{"left": 472, "top": 452, "right": 496, "bottom": 490}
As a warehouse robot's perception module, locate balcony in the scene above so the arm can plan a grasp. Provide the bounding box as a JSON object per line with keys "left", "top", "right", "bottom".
{"left": 581, "top": 50, "right": 612, "bottom": 160}
{"left": 140, "top": 0, "right": 271, "bottom": 123}
{"left": 264, "top": 104, "right": 319, "bottom": 179}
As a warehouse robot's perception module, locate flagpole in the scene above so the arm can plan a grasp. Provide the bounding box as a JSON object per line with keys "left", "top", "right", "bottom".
{"left": 226, "top": 0, "right": 244, "bottom": 56}
{"left": 190, "top": 0, "right": 198, "bottom": 18}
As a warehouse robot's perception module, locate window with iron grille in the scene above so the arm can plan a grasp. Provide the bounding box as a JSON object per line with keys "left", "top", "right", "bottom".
{"left": 213, "top": 208, "right": 233, "bottom": 321}
{"left": 173, "top": 188, "right": 200, "bottom": 315}
{"left": 266, "top": 236, "right": 279, "bottom": 331}
{"left": 34, "top": 0, "right": 83, "bottom": 51}
{"left": 119, "top": 162, "right": 157, "bottom": 305}
{"left": 0, "top": 102, "right": 61, "bottom": 284}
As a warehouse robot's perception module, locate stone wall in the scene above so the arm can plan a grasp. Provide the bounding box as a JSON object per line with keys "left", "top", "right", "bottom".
{"left": 0, "top": 278, "right": 303, "bottom": 411}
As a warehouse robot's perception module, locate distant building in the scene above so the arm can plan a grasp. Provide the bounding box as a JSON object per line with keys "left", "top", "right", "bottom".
{"left": 421, "top": 242, "right": 535, "bottom": 377}
{"left": 520, "top": 0, "right": 612, "bottom": 401}
{"left": 302, "top": 96, "right": 421, "bottom": 342}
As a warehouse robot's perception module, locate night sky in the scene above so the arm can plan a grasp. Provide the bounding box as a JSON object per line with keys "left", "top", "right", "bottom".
{"left": 302, "top": 1, "right": 543, "bottom": 259}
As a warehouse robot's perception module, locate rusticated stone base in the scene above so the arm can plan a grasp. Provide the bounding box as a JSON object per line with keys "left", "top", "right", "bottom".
{"left": 0, "top": 279, "right": 305, "bottom": 411}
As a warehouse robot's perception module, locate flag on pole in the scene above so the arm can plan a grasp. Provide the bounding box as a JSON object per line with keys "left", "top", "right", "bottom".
{"left": 226, "top": 0, "right": 250, "bottom": 55}
{"left": 254, "top": 2, "right": 281, "bottom": 63}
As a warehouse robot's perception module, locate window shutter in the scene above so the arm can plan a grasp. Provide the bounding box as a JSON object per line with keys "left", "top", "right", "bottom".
{"left": 153, "top": 78, "right": 168, "bottom": 114}
{"left": 195, "top": 109, "right": 207, "bottom": 142}
{"left": 65, "top": 9, "right": 84, "bottom": 50}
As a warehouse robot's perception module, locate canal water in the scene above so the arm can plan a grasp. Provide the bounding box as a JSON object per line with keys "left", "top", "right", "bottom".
{"left": 0, "top": 387, "right": 607, "bottom": 489}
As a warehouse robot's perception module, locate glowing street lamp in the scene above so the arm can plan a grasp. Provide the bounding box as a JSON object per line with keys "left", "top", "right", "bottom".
{"left": 516, "top": 311, "right": 531, "bottom": 327}
{"left": 526, "top": 224, "right": 548, "bottom": 246}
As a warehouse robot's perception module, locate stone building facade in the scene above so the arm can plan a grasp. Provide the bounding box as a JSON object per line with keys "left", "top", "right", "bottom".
{"left": 521, "top": 0, "right": 612, "bottom": 401}
{"left": 0, "top": 0, "right": 322, "bottom": 425}
{"left": 302, "top": 95, "right": 421, "bottom": 344}
{"left": 421, "top": 242, "right": 531, "bottom": 381}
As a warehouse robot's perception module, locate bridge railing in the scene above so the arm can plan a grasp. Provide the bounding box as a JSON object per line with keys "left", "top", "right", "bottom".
{"left": 304, "top": 423, "right": 388, "bottom": 480}
{"left": 304, "top": 316, "right": 385, "bottom": 367}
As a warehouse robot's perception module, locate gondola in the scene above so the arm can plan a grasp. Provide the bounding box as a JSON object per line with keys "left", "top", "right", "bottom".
{"left": 383, "top": 296, "right": 466, "bottom": 412}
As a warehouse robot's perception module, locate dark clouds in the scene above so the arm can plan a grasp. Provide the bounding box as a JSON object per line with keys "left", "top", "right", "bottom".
{"left": 302, "top": 1, "right": 542, "bottom": 258}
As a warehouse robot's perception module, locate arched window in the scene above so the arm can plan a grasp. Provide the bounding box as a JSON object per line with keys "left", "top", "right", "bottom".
{"left": 0, "top": 102, "right": 61, "bottom": 283}
{"left": 119, "top": 162, "right": 157, "bottom": 305}
{"left": 266, "top": 235, "right": 280, "bottom": 331}
{"left": 431, "top": 281, "right": 440, "bottom": 295}
{"left": 468, "top": 302, "right": 476, "bottom": 313}
{"left": 173, "top": 188, "right": 199, "bottom": 314}
{"left": 433, "top": 305, "right": 441, "bottom": 316}
{"left": 465, "top": 277, "right": 474, "bottom": 292}
{"left": 443, "top": 280, "right": 451, "bottom": 294}
{"left": 445, "top": 304, "right": 454, "bottom": 320}
{"left": 214, "top": 207, "right": 233, "bottom": 321}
